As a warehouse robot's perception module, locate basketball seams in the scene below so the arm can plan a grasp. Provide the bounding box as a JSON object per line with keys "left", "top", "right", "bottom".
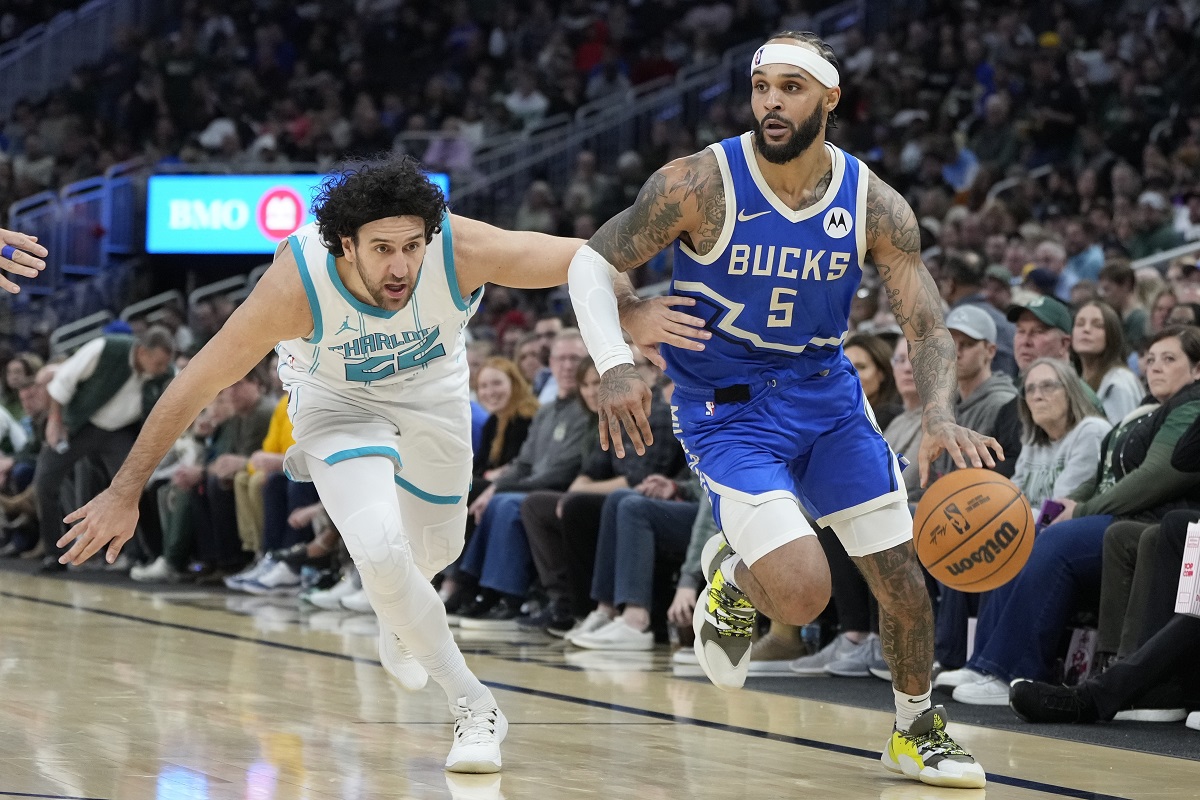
{"left": 914, "top": 470, "right": 1036, "bottom": 591}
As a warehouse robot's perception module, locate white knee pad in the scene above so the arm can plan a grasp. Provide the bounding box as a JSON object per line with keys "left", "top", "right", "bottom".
{"left": 827, "top": 500, "right": 913, "bottom": 558}
{"left": 407, "top": 508, "right": 468, "bottom": 580}
{"left": 342, "top": 502, "right": 414, "bottom": 594}
{"left": 719, "top": 494, "right": 816, "bottom": 567}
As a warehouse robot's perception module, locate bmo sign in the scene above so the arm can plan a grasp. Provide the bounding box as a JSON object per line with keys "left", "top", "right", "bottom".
{"left": 147, "top": 173, "right": 449, "bottom": 254}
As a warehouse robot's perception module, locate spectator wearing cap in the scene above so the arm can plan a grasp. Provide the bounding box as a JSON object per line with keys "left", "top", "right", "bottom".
{"left": 929, "top": 306, "right": 1017, "bottom": 483}
{"left": 991, "top": 296, "right": 1077, "bottom": 477}
{"left": 1097, "top": 262, "right": 1149, "bottom": 348}
{"left": 1128, "top": 192, "right": 1184, "bottom": 259}
{"left": 938, "top": 251, "right": 1018, "bottom": 378}
{"left": 36, "top": 327, "right": 176, "bottom": 571}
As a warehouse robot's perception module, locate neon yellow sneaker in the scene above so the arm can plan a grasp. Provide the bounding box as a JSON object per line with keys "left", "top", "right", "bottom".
{"left": 692, "top": 534, "right": 756, "bottom": 690}
{"left": 882, "top": 705, "right": 986, "bottom": 788}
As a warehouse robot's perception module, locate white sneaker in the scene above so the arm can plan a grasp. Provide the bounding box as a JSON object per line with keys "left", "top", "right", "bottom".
{"left": 303, "top": 573, "right": 360, "bottom": 609}
{"left": 692, "top": 534, "right": 756, "bottom": 690}
{"left": 563, "top": 609, "right": 614, "bottom": 643}
{"left": 224, "top": 556, "right": 272, "bottom": 589}
{"left": 444, "top": 773, "right": 503, "bottom": 800}
{"left": 570, "top": 618, "right": 654, "bottom": 651}
{"left": 952, "top": 676, "right": 1010, "bottom": 705}
{"left": 242, "top": 561, "right": 302, "bottom": 596}
{"left": 671, "top": 648, "right": 699, "bottom": 665}
{"left": 446, "top": 693, "right": 508, "bottom": 773}
{"left": 1187, "top": 711, "right": 1199, "bottom": 731}
{"left": 825, "top": 633, "right": 881, "bottom": 677}
{"left": 788, "top": 633, "right": 861, "bottom": 676}
{"left": 341, "top": 588, "right": 375, "bottom": 614}
{"left": 934, "top": 667, "right": 988, "bottom": 691}
{"left": 378, "top": 628, "right": 428, "bottom": 691}
{"left": 1113, "top": 708, "right": 1188, "bottom": 722}
{"left": 130, "top": 556, "right": 181, "bottom": 583}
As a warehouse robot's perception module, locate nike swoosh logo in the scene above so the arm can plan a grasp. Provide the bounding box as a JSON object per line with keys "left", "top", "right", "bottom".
{"left": 737, "top": 209, "right": 771, "bottom": 222}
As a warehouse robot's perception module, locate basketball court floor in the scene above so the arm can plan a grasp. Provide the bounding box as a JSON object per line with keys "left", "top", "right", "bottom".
{"left": 1, "top": 570, "right": 1194, "bottom": 800}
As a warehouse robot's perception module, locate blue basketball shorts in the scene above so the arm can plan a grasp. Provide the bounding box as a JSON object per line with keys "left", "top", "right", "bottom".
{"left": 670, "top": 359, "right": 909, "bottom": 534}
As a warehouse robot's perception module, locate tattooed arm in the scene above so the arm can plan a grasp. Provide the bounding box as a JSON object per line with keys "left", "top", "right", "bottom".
{"left": 570, "top": 150, "right": 724, "bottom": 457}
{"left": 865, "top": 171, "right": 1002, "bottom": 486}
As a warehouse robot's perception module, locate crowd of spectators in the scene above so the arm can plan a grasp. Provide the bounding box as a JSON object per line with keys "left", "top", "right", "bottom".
{"left": 2, "top": 0, "right": 1200, "bottom": 735}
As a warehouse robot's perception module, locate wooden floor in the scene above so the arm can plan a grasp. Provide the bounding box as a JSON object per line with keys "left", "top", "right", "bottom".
{"left": 0, "top": 573, "right": 1193, "bottom": 800}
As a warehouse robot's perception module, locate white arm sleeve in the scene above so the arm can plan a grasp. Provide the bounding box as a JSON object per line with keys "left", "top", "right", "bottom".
{"left": 567, "top": 245, "right": 634, "bottom": 375}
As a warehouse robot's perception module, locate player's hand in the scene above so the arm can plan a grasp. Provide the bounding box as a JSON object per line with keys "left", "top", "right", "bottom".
{"left": 918, "top": 415, "right": 1004, "bottom": 488}
{"left": 0, "top": 229, "right": 47, "bottom": 294}
{"left": 667, "top": 586, "right": 697, "bottom": 628}
{"left": 58, "top": 488, "right": 141, "bottom": 565}
{"left": 619, "top": 295, "right": 710, "bottom": 370}
{"left": 598, "top": 363, "right": 653, "bottom": 458}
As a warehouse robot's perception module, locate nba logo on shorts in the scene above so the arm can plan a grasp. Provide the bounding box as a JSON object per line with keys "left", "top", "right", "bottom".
{"left": 705, "top": 401, "right": 715, "bottom": 417}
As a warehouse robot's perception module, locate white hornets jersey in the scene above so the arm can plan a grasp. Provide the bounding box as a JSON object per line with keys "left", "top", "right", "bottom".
{"left": 276, "top": 213, "right": 481, "bottom": 393}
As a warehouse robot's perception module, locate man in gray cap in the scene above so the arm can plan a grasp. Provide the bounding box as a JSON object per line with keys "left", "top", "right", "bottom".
{"left": 928, "top": 305, "right": 1018, "bottom": 485}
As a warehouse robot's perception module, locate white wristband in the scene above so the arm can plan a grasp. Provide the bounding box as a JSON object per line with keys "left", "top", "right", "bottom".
{"left": 568, "top": 245, "right": 634, "bottom": 375}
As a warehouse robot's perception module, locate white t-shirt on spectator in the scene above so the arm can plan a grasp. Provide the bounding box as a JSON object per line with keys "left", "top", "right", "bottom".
{"left": 0, "top": 404, "right": 28, "bottom": 453}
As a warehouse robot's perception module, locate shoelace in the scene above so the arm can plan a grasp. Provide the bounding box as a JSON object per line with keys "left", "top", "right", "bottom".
{"left": 707, "top": 583, "right": 755, "bottom": 638}
{"left": 392, "top": 634, "right": 415, "bottom": 661}
{"left": 453, "top": 703, "right": 499, "bottom": 746}
{"left": 910, "top": 727, "right": 970, "bottom": 758}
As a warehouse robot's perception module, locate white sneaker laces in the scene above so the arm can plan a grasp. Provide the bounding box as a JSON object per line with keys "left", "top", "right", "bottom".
{"left": 453, "top": 701, "right": 499, "bottom": 747}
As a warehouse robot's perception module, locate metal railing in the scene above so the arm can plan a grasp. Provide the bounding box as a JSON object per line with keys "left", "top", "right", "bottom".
{"left": 0, "top": 0, "right": 176, "bottom": 117}
{"left": 1132, "top": 240, "right": 1200, "bottom": 274}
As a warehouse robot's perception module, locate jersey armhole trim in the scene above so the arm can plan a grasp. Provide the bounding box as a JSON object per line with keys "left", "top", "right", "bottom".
{"left": 676, "top": 144, "right": 735, "bottom": 265}
{"left": 289, "top": 235, "right": 323, "bottom": 344}
{"left": 855, "top": 160, "right": 868, "bottom": 267}
{"left": 442, "top": 212, "right": 479, "bottom": 311}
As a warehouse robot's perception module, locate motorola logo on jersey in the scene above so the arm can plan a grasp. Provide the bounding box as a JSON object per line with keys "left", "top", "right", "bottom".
{"left": 822, "top": 207, "right": 852, "bottom": 238}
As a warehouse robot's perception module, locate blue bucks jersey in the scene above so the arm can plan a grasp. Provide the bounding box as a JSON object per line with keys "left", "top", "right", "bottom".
{"left": 664, "top": 133, "right": 868, "bottom": 389}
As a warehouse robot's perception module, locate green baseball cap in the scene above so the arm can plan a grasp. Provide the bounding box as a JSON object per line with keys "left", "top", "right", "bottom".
{"left": 1005, "top": 295, "right": 1072, "bottom": 334}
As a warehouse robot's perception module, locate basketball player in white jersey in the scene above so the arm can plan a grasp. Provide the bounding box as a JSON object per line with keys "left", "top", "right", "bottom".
{"left": 53, "top": 155, "right": 689, "bottom": 773}
{"left": 567, "top": 33, "right": 1000, "bottom": 788}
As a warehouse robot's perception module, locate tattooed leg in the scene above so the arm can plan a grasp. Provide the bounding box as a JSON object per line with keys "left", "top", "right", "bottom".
{"left": 854, "top": 541, "right": 934, "bottom": 695}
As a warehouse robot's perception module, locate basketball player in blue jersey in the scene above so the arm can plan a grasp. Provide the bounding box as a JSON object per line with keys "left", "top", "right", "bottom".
{"left": 567, "top": 32, "right": 999, "bottom": 789}
{"left": 52, "top": 155, "right": 685, "bottom": 775}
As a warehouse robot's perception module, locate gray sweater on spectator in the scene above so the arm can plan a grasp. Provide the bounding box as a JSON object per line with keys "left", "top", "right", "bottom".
{"left": 1011, "top": 415, "right": 1111, "bottom": 509}
{"left": 491, "top": 396, "right": 591, "bottom": 493}
{"left": 931, "top": 373, "right": 1018, "bottom": 481}
{"left": 883, "top": 407, "right": 924, "bottom": 499}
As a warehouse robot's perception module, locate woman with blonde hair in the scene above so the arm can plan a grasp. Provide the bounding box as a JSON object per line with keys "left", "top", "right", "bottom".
{"left": 474, "top": 357, "right": 540, "bottom": 481}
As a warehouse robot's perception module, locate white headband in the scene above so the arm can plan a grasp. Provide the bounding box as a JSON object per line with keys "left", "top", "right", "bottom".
{"left": 751, "top": 43, "right": 840, "bottom": 88}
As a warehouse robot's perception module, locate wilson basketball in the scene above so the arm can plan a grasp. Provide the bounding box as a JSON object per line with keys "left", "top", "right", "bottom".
{"left": 913, "top": 469, "right": 1035, "bottom": 592}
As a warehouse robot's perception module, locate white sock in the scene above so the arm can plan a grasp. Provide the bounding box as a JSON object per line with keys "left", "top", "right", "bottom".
{"left": 894, "top": 687, "right": 932, "bottom": 732}
{"left": 719, "top": 553, "right": 745, "bottom": 592}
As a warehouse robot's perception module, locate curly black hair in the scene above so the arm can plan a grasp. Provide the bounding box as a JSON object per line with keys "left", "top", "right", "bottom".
{"left": 312, "top": 153, "right": 447, "bottom": 256}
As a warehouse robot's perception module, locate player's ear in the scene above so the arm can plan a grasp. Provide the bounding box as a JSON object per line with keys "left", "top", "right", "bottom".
{"left": 341, "top": 234, "right": 356, "bottom": 261}
{"left": 825, "top": 86, "right": 841, "bottom": 114}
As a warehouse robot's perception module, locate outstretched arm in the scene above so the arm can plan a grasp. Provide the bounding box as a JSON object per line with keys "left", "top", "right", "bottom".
{"left": 57, "top": 247, "right": 314, "bottom": 565}
{"left": 865, "top": 172, "right": 1002, "bottom": 486}
{"left": 571, "top": 151, "right": 721, "bottom": 456}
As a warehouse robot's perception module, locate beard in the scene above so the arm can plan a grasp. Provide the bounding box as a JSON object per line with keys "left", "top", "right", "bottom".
{"left": 355, "top": 261, "right": 413, "bottom": 310}
{"left": 752, "top": 102, "right": 825, "bottom": 165}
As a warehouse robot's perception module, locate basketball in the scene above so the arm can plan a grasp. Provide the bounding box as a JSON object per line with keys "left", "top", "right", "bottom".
{"left": 913, "top": 469, "right": 1035, "bottom": 592}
